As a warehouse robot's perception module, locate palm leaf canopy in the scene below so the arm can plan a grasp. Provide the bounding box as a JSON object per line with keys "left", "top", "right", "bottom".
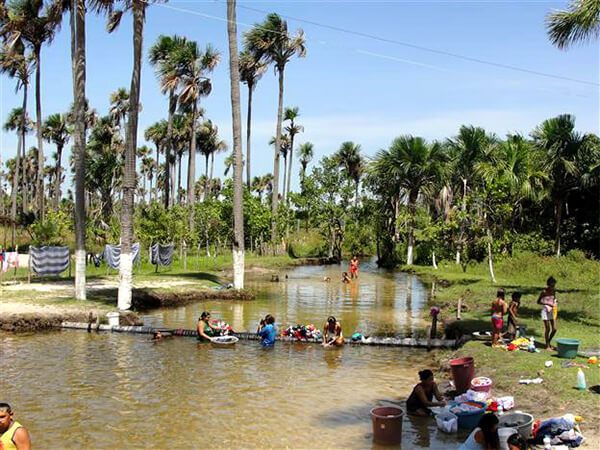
{"left": 546, "top": 0, "right": 600, "bottom": 49}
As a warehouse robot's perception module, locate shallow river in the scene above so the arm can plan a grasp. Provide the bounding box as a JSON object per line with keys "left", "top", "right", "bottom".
{"left": 0, "top": 263, "right": 463, "bottom": 449}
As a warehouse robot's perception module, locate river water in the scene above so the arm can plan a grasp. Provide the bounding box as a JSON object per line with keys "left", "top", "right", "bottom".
{"left": 0, "top": 263, "right": 462, "bottom": 449}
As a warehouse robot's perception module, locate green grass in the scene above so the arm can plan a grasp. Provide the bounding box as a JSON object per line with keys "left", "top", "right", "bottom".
{"left": 408, "top": 252, "right": 600, "bottom": 421}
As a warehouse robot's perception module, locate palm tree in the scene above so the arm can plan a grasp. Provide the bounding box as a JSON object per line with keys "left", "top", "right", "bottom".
{"left": 136, "top": 145, "right": 151, "bottom": 202}
{"left": 546, "top": 0, "right": 600, "bottom": 49}
{"left": 335, "top": 141, "right": 364, "bottom": 206}
{"left": 3, "top": 107, "right": 32, "bottom": 244}
{"left": 142, "top": 155, "right": 155, "bottom": 202}
{"left": 42, "top": 113, "right": 70, "bottom": 209}
{"left": 197, "top": 120, "right": 227, "bottom": 199}
{"left": 226, "top": 0, "right": 245, "bottom": 289}
{"left": 297, "top": 141, "right": 313, "bottom": 188}
{"left": 531, "top": 114, "right": 593, "bottom": 256}
{"left": 373, "top": 136, "right": 448, "bottom": 265}
{"left": 178, "top": 41, "right": 220, "bottom": 208}
{"left": 244, "top": 13, "right": 306, "bottom": 242}
{"left": 239, "top": 49, "right": 266, "bottom": 187}
{"left": 2, "top": 0, "right": 63, "bottom": 218}
{"left": 269, "top": 133, "right": 290, "bottom": 201}
{"left": 283, "top": 106, "right": 302, "bottom": 200}
{"left": 109, "top": 87, "right": 129, "bottom": 130}
{"left": 144, "top": 119, "right": 168, "bottom": 193}
{"left": 447, "top": 125, "right": 495, "bottom": 265}
{"left": 149, "top": 35, "right": 189, "bottom": 208}
{"left": 108, "top": 0, "right": 148, "bottom": 310}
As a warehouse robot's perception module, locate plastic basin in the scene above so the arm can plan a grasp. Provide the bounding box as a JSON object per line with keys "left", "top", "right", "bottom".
{"left": 450, "top": 401, "right": 487, "bottom": 430}
{"left": 498, "top": 412, "right": 534, "bottom": 439}
{"left": 370, "top": 406, "right": 403, "bottom": 445}
{"left": 471, "top": 376, "right": 492, "bottom": 393}
{"left": 450, "top": 357, "right": 475, "bottom": 394}
{"left": 556, "top": 339, "right": 580, "bottom": 359}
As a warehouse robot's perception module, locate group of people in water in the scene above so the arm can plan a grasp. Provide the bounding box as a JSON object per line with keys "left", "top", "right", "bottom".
{"left": 490, "top": 276, "right": 559, "bottom": 350}
{"left": 407, "top": 371, "right": 527, "bottom": 450}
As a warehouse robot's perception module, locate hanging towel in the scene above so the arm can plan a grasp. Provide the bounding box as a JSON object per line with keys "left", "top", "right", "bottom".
{"left": 151, "top": 243, "right": 174, "bottom": 266}
{"left": 30, "top": 246, "right": 69, "bottom": 276}
{"left": 104, "top": 243, "right": 141, "bottom": 269}
{"left": 2, "top": 251, "right": 19, "bottom": 273}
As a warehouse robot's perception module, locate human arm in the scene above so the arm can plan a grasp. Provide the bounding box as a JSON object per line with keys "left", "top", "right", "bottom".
{"left": 502, "top": 300, "right": 508, "bottom": 315}
{"left": 322, "top": 323, "right": 331, "bottom": 346}
{"left": 415, "top": 385, "right": 445, "bottom": 408}
{"left": 509, "top": 302, "right": 518, "bottom": 318}
{"left": 197, "top": 321, "right": 213, "bottom": 341}
{"left": 432, "top": 383, "right": 446, "bottom": 404}
{"left": 13, "top": 427, "right": 31, "bottom": 450}
{"left": 336, "top": 323, "right": 343, "bottom": 338}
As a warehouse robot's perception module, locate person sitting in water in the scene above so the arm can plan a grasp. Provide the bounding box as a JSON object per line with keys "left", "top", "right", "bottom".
{"left": 0, "top": 403, "right": 31, "bottom": 450}
{"left": 458, "top": 413, "right": 500, "bottom": 450}
{"left": 349, "top": 255, "right": 359, "bottom": 279}
{"left": 257, "top": 314, "right": 277, "bottom": 347}
{"left": 341, "top": 272, "right": 351, "bottom": 284}
{"left": 322, "top": 316, "right": 344, "bottom": 347}
{"left": 491, "top": 289, "right": 508, "bottom": 347}
{"left": 197, "top": 311, "right": 221, "bottom": 342}
{"left": 406, "top": 369, "right": 446, "bottom": 416}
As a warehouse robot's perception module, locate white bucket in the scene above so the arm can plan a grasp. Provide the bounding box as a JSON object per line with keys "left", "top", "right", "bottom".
{"left": 435, "top": 411, "right": 458, "bottom": 433}
{"left": 498, "top": 427, "right": 518, "bottom": 450}
{"left": 106, "top": 312, "right": 120, "bottom": 327}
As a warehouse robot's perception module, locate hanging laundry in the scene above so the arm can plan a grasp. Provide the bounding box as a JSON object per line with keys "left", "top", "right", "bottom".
{"left": 30, "top": 246, "right": 69, "bottom": 276}
{"left": 104, "top": 243, "right": 141, "bottom": 269}
{"left": 2, "top": 251, "right": 19, "bottom": 273}
{"left": 150, "top": 243, "right": 174, "bottom": 266}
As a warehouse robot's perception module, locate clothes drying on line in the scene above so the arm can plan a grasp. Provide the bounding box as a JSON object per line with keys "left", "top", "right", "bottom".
{"left": 30, "top": 246, "right": 69, "bottom": 276}
{"left": 104, "top": 243, "right": 141, "bottom": 269}
{"left": 1, "top": 251, "right": 19, "bottom": 273}
{"left": 150, "top": 243, "right": 174, "bottom": 266}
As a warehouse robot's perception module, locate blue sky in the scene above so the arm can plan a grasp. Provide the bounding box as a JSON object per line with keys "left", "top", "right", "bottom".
{"left": 1, "top": 0, "right": 598, "bottom": 192}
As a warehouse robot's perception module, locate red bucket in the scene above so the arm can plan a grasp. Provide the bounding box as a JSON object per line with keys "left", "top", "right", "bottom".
{"left": 450, "top": 357, "right": 475, "bottom": 394}
{"left": 370, "top": 406, "right": 404, "bottom": 445}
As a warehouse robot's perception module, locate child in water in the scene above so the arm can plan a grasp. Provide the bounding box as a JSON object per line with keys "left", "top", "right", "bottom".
{"left": 341, "top": 272, "right": 351, "bottom": 283}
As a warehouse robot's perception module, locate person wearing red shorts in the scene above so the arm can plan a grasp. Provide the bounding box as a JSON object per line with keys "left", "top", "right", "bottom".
{"left": 349, "top": 255, "right": 359, "bottom": 279}
{"left": 491, "top": 289, "right": 508, "bottom": 347}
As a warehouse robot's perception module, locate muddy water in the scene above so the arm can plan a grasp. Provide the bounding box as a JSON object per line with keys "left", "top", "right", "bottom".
{"left": 0, "top": 264, "right": 464, "bottom": 449}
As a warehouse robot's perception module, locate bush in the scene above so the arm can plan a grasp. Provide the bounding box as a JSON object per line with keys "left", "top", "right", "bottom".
{"left": 28, "top": 210, "right": 72, "bottom": 246}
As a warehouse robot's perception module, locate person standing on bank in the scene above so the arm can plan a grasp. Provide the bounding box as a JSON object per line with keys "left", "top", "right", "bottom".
{"left": 0, "top": 403, "right": 31, "bottom": 450}
{"left": 538, "top": 276, "right": 558, "bottom": 350}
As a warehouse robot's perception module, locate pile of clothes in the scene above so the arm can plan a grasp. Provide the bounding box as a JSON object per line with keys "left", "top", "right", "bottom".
{"left": 281, "top": 324, "right": 322, "bottom": 341}
{"left": 211, "top": 320, "right": 234, "bottom": 336}
{"left": 532, "top": 414, "right": 585, "bottom": 448}
{"left": 506, "top": 337, "right": 540, "bottom": 353}
{"left": 453, "top": 389, "right": 515, "bottom": 412}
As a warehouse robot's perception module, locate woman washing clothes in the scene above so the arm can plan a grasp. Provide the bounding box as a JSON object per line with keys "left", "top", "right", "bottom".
{"left": 458, "top": 413, "right": 500, "bottom": 450}
{"left": 322, "top": 316, "right": 344, "bottom": 347}
{"left": 406, "top": 369, "right": 446, "bottom": 416}
{"left": 197, "top": 311, "right": 221, "bottom": 342}
{"left": 538, "top": 276, "right": 558, "bottom": 350}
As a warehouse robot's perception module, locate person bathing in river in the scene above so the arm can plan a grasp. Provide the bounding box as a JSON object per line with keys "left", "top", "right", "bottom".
{"left": 0, "top": 403, "right": 31, "bottom": 450}
{"left": 322, "top": 316, "right": 344, "bottom": 347}
{"left": 406, "top": 369, "right": 446, "bottom": 416}
{"left": 349, "top": 255, "right": 359, "bottom": 279}
{"left": 257, "top": 314, "right": 276, "bottom": 347}
{"left": 341, "top": 272, "right": 351, "bottom": 284}
{"left": 197, "top": 311, "right": 221, "bottom": 342}
{"left": 538, "top": 276, "right": 558, "bottom": 350}
{"left": 491, "top": 289, "right": 508, "bottom": 347}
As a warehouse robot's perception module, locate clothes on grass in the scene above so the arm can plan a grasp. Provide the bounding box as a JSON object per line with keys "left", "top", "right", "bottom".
{"left": 103, "top": 243, "right": 141, "bottom": 269}
{"left": 30, "top": 246, "right": 69, "bottom": 276}
{"left": 150, "top": 243, "right": 174, "bottom": 266}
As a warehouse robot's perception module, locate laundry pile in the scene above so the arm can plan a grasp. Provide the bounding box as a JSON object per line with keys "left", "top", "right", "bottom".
{"left": 505, "top": 337, "right": 540, "bottom": 353}
{"left": 532, "top": 414, "right": 585, "bottom": 448}
{"left": 211, "top": 320, "right": 234, "bottom": 336}
{"left": 281, "top": 324, "right": 322, "bottom": 341}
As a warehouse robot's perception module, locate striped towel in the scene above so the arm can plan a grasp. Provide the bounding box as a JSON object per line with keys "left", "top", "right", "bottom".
{"left": 104, "top": 243, "right": 141, "bottom": 269}
{"left": 30, "top": 246, "right": 69, "bottom": 276}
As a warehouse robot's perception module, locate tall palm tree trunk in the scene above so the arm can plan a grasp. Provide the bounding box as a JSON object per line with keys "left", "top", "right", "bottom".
{"left": 227, "top": 0, "right": 245, "bottom": 289}
{"left": 164, "top": 89, "right": 175, "bottom": 208}
{"left": 177, "top": 153, "right": 182, "bottom": 203}
{"left": 54, "top": 145, "right": 63, "bottom": 209}
{"left": 170, "top": 158, "right": 176, "bottom": 203}
{"left": 187, "top": 101, "right": 197, "bottom": 207}
{"left": 271, "top": 68, "right": 285, "bottom": 244}
{"left": 406, "top": 196, "right": 417, "bottom": 265}
{"left": 33, "top": 46, "right": 45, "bottom": 218}
{"left": 72, "top": 0, "right": 87, "bottom": 300}
{"left": 456, "top": 178, "right": 467, "bottom": 265}
{"left": 209, "top": 153, "right": 214, "bottom": 182}
{"left": 118, "top": 0, "right": 144, "bottom": 310}
{"left": 554, "top": 197, "right": 563, "bottom": 257}
{"left": 281, "top": 153, "right": 287, "bottom": 204}
{"left": 245, "top": 83, "right": 253, "bottom": 188}
{"left": 286, "top": 133, "right": 295, "bottom": 200}
{"left": 201, "top": 153, "right": 209, "bottom": 201}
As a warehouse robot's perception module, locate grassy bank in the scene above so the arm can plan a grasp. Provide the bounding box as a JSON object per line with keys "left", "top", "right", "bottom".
{"left": 408, "top": 252, "right": 600, "bottom": 424}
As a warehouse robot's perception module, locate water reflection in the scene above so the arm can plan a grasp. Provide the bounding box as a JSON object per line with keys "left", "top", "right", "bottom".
{"left": 144, "top": 262, "right": 427, "bottom": 337}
